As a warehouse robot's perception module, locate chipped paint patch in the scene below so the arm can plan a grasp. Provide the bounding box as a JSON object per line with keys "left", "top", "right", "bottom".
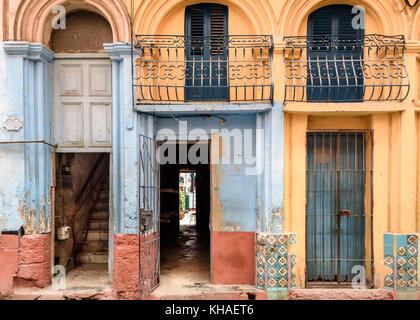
{"left": 1, "top": 212, "right": 7, "bottom": 231}
{"left": 17, "top": 197, "right": 50, "bottom": 235}
{"left": 222, "top": 222, "right": 241, "bottom": 232}
{"left": 211, "top": 161, "right": 225, "bottom": 232}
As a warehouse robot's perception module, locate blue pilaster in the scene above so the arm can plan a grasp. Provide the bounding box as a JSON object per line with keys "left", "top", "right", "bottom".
{"left": 255, "top": 102, "right": 292, "bottom": 299}
{"left": 104, "top": 42, "right": 140, "bottom": 236}
{"left": 1, "top": 42, "right": 54, "bottom": 234}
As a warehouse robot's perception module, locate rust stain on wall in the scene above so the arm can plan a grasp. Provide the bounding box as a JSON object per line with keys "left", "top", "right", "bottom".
{"left": 211, "top": 133, "right": 225, "bottom": 232}
{"left": 211, "top": 165, "right": 225, "bottom": 232}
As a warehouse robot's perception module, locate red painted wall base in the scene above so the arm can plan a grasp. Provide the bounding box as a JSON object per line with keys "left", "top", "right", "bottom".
{"left": 113, "top": 234, "right": 139, "bottom": 299}
{"left": 0, "top": 235, "right": 19, "bottom": 294}
{"left": 1, "top": 233, "right": 51, "bottom": 294}
{"left": 113, "top": 233, "right": 158, "bottom": 300}
{"left": 15, "top": 233, "right": 51, "bottom": 288}
{"left": 211, "top": 231, "right": 255, "bottom": 284}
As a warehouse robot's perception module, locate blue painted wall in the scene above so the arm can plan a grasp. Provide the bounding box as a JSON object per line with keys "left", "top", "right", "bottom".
{"left": 0, "top": 42, "right": 54, "bottom": 234}
{"left": 156, "top": 114, "right": 258, "bottom": 232}
{"left": 0, "top": 41, "right": 286, "bottom": 277}
{"left": 256, "top": 102, "right": 284, "bottom": 235}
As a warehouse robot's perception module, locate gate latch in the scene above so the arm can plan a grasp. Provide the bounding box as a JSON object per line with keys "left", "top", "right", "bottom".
{"left": 338, "top": 209, "right": 351, "bottom": 216}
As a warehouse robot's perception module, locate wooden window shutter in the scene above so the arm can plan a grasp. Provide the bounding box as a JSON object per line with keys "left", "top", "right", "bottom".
{"left": 309, "top": 5, "right": 361, "bottom": 37}
{"left": 310, "top": 12, "right": 333, "bottom": 36}
{"left": 210, "top": 5, "right": 227, "bottom": 55}
{"left": 186, "top": 4, "right": 227, "bottom": 56}
{"left": 189, "top": 7, "right": 204, "bottom": 55}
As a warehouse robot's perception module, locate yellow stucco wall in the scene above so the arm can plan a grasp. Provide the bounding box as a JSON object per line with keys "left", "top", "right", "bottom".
{"left": 2, "top": 0, "right": 420, "bottom": 289}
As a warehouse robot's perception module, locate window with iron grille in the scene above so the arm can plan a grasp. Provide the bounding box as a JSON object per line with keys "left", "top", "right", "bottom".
{"left": 134, "top": 6, "right": 273, "bottom": 104}
{"left": 283, "top": 5, "right": 410, "bottom": 103}
{"left": 185, "top": 3, "right": 229, "bottom": 101}
{"left": 307, "top": 5, "right": 363, "bottom": 102}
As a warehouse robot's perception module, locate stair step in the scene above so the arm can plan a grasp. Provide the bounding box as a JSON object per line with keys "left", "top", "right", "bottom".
{"left": 77, "top": 251, "right": 108, "bottom": 264}
{"left": 98, "top": 190, "right": 109, "bottom": 200}
{"left": 94, "top": 200, "right": 109, "bottom": 210}
{"left": 90, "top": 210, "right": 109, "bottom": 220}
{"left": 86, "top": 230, "right": 109, "bottom": 241}
{"left": 88, "top": 220, "right": 109, "bottom": 230}
{"left": 82, "top": 240, "right": 108, "bottom": 252}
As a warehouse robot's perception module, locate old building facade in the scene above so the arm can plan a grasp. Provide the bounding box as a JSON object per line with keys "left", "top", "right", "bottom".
{"left": 0, "top": 0, "right": 419, "bottom": 300}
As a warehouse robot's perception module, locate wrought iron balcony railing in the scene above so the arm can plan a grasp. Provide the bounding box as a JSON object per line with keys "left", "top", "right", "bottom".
{"left": 283, "top": 34, "right": 410, "bottom": 103}
{"left": 134, "top": 35, "right": 273, "bottom": 104}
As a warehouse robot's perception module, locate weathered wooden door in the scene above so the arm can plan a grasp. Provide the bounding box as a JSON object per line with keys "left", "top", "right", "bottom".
{"left": 52, "top": 58, "right": 112, "bottom": 152}
{"left": 306, "top": 131, "right": 372, "bottom": 286}
{"left": 139, "top": 134, "right": 160, "bottom": 297}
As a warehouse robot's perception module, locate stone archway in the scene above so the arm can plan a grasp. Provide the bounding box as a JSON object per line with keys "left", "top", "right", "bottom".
{"left": 133, "top": 0, "right": 274, "bottom": 35}
{"left": 12, "top": 0, "right": 130, "bottom": 46}
{"left": 278, "top": 0, "right": 405, "bottom": 37}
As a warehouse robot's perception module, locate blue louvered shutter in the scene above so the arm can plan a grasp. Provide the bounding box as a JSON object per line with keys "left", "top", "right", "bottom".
{"left": 308, "top": 5, "right": 364, "bottom": 102}
{"left": 185, "top": 4, "right": 228, "bottom": 101}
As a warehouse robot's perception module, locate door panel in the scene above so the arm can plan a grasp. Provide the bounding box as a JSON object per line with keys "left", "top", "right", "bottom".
{"left": 90, "top": 103, "right": 111, "bottom": 146}
{"left": 139, "top": 134, "right": 160, "bottom": 298}
{"left": 89, "top": 64, "right": 111, "bottom": 96}
{"left": 306, "top": 132, "right": 371, "bottom": 286}
{"left": 306, "top": 134, "right": 338, "bottom": 282}
{"left": 62, "top": 103, "right": 83, "bottom": 146}
{"left": 53, "top": 58, "right": 112, "bottom": 152}
{"left": 337, "top": 134, "right": 365, "bottom": 282}
{"left": 59, "top": 64, "right": 83, "bottom": 95}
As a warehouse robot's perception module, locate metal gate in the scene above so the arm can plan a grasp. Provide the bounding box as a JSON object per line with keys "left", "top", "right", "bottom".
{"left": 306, "top": 131, "right": 373, "bottom": 287}
{"left": 139, "top": 134, "right": 160, "bottom": 297}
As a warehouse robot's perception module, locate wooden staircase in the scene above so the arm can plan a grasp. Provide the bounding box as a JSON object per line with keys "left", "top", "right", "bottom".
{"left": 76, "top": 175, "right": 109, "bottom": 265}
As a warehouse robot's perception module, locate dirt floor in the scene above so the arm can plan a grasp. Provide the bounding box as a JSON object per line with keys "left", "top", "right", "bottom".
{"left": 148, "top": 224, "right": 260, "bottom": 299}
{"left": 3, "top": 223, "right": 262, "bottom": 300}
{"left": 7, "top": 264, "right": 112, "bottom": 300}
{"left": 155, "top": 224, "right": 210, "bottom": 296}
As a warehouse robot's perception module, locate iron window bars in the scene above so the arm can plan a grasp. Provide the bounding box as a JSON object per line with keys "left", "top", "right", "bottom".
{"left": 283, "top": 34, "right": 410, "bottom": 102}
{"left": 134, "top": 35, "right": 273, "bottom": 104}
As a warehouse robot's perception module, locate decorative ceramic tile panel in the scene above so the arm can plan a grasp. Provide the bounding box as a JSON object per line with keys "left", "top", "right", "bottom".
{"left": 384, "top": 233, "right": 418, "bottom": 292}
{"left": 256, "top": 233, "right": 296, "bottom": 292}
{"left": 256, "top": 254, "right": 266, "bottom": 290}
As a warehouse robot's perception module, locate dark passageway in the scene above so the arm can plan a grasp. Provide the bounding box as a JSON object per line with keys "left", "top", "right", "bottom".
{"left": 157, "top": 142, "right": 211, "bottom": 295}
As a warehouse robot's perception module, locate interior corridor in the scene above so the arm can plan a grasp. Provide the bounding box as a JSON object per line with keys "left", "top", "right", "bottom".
{"left": 157, "top": 225, "right": 210, "bottom": 296}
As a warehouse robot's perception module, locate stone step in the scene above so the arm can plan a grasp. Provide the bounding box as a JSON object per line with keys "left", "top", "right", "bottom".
{"left": 88, "top": 219, "right": 109, "bottom": 230}
{"left": 81, "top": 240, "right": 108, "bottom": 252}
{"left": 90, "top": 210, "right": 109, "bottom": 220}
{"left": 98, "top": 190, "right": 109, "bottom": 200}
{"left": 76, "top": 251, "right": 108, "bottom": 264}
{"left": 94, "top": 200, "right": 109, "bottom": 210}
{"left": 86, "top": 230, "right": 109, "bottom": 241}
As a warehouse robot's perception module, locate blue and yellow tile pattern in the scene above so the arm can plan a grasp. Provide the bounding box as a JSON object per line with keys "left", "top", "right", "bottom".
{"left": 256, "top": 233, "right": 296, "bottom": 292}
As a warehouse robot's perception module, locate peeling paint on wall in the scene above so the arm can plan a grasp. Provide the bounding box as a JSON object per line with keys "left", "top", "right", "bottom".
{"left": 211, "top": 161, "right": 225, "bottom": 232}
{"left": 17, "top": 198, "right": 49, "bottom": 235}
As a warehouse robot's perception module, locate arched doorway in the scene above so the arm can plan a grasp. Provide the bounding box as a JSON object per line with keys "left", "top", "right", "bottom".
{"left": 51, "top": 10, "right": 113, "bottom": 293}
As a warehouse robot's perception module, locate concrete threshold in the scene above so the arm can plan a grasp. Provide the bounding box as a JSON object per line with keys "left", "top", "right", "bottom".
{"left": 143, "top": 284, "right": 266, "bottom": 300}
{"left": 289, "top": 288, "right": 395, "bottom": 300}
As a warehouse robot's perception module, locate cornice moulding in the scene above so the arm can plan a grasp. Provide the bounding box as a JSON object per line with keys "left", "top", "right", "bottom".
{"left": 3, "top": 41, "right": 55, "bottom": 62}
